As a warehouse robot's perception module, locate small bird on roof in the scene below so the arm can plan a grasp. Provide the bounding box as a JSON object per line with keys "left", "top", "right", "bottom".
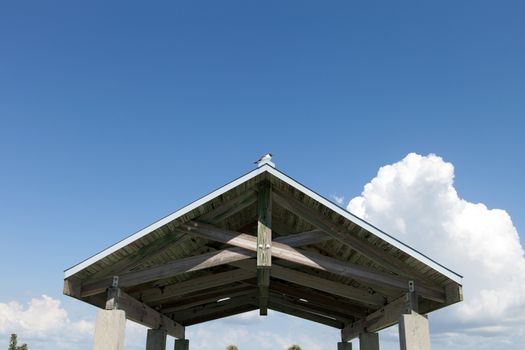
{"left": 255, "top": 153, "right": 272, "bottom": 164}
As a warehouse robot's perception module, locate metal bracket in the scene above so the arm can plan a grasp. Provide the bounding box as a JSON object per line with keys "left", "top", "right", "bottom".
{"left": 112, "top": 276, "right": 119, "bottom": 288}
{"left": 408, "top": 280, "right": 415, "bottom": 293}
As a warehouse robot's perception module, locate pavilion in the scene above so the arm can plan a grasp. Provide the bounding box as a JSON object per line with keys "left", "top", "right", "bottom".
{"left": 63, "top": 159, "right": 462, "bottom": 350}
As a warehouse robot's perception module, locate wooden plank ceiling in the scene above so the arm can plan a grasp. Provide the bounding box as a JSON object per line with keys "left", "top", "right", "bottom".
{"left": 64, "top": 168, "right": 462, "bottom": 339}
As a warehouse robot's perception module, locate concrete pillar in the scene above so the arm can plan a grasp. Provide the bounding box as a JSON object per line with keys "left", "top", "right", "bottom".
{"left": 92, "top": 309, "right": 126, "bottom": 350}
{"left": 399, "top": 312, "right": 431, "bottom": 350}
{"left": 174, "top": 339, "right": 189, "bottom": 350}
{"left": 338, "top": 341, "right": 352, "bottom": 350}
{"left": 359, "top": 332, "right": 379, "bottom": 350}
{"left": 146, "top": 329, "right": 167, "bottom": 350}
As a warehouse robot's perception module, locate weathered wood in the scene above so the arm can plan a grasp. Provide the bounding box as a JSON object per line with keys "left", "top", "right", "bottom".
{"left": 269, "top": 300, "right": 345, "bottom": 329}
{"left": 198, "top": 190, "right": 257, "bottom": 224}
{"left": 172, "top": 294, "right": 257, "bottom": 323}
{"left": 232, "top": 260, "right": 384, "bottom": 306}
{"left": 268, "top": 292, "right": 354, "bottom": 323}
{"left": 257, "top": 182, "right": 272, "bottom": 315}
{"left": 106, "top": 288, "right": 185, "bottom": 339}
{"left": 139, "top": 269, "right": 255, "bottom": 304}
{"left": 161, "top": 286, "right": 255, "bottom": 313}
{"left": 341, "top": 295, "right": 410, "bottom": 341}
{"left": 183, "top": 304, "right": 258, "bottom": 326}
{"left": 267, "top": 280, "right": 370, "bottom": 318}
{"left": 257, "top": 182, "right": 272, "bottom": 267}
{"left": 63, "top": 278, "right": 81, "bottom": 298}
{"left": 445, "top": 282, "right": 463, "bottom": 304}
{"left": 181, "top": 222, "right": 444, "bottom": 300}
{"left": 272, "top": 189, "right": 445, "bottom": 299}
{"left": 90, "top": 232, "right": 190, "bottom": 280}
{"left": 81, "top": 248, "right": 253, "bottom": 297}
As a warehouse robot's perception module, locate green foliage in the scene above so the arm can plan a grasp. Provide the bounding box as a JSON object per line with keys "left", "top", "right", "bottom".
{"left": 225, "top": 346, "right": 239, "bottom": 350}
{"left": 288, "top": 346, "right": 302, "bottom": 350}
{"left": 8, "top": 334, "right": 27, "bottom": 350}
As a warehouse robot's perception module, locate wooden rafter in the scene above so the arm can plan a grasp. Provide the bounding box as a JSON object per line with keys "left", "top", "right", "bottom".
{"left": 232, "top": 260, "right": 384, "bottom": 306}
{"left": 272, "top": 189, "right": 444, "bottom": 292}
{"left": 137, "top": 269, "right": 255, "bottom": 304}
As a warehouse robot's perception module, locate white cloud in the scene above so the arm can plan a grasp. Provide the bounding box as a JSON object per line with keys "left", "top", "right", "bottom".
{"left": 347, "top": 153, "right": 525, "bottom": 348}
{"left": 0, "top": 295, "right": 93, "bottom": 348}
{"left": 332, "top": 194, "right": 345, "bottom": 205}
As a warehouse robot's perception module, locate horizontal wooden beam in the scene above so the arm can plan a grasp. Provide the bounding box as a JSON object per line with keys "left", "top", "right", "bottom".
{"left": 181, "top": 222, "right": 445, "bottom": 300}
{"left": 232, "top": 260, "right": 384, "bottom": 306}
{"left": 268, "top": 292, "right": 353, "bottom": 324}
{"left": 139, "top": 269, "right": 255, "bottom": 304}
{"left": 267, "top": 280, "right": 369, "bottom": 318}
{"left": 81, "top": 248, "right": 253, "bottom": 297}
{"left": 161, "top": 286, "right": 255, "bottom": 314}
{"left": 269, "top": 300, "right": 345, "bottom": 329}
{"left": 173, "top": 294, "right": 257, "bottom": 324}
{"left": 341, "top": 294, "right": 411, "bottom": 341}
{"left": 106, "top": 288, "right": 185, "bottom": 339}
{"left": 183, "top": 304, "right": 258, "bottom": 326}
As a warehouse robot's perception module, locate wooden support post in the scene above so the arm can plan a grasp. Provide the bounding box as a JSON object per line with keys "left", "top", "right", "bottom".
{"left": 174, "top": 339, "right": 189, "bottom": 350}
{"left": 359, "top": 332, "right": 379, "bottom": 350}
{"left": 92, "top": 309, "right": 126, "bottom": 350}
{"left": 399, "top": 312, "right": 431, "bottom": 350}
{"left": 106, "top": 288, "right": 185, "bottom": 339}
{"left": 257, "top": 181, "right": 272, "bottom": 315}
{"left": 146, "top": 329, "right": 167, "bottom": 350}
{"left": 337, "top": 342, "right": 352, "bottom": 350}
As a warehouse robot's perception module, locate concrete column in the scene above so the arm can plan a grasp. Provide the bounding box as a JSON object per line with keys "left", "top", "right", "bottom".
{"left": 359, "top": 332, "right": 379, "bottom": 350}
{"left": 399, "top": 312, "right": 431, "bottom": 350}
{"left": 174, "top": 339, "right": 189, "bottom": 350}
{"left": 92, "top": 309, "right": 126, "bottom": 350}
{"left": 338, "top": 341, "right": 352, "bottom": 350}
{"left": 146, "top": 329, "right": 167, "bottom": 350}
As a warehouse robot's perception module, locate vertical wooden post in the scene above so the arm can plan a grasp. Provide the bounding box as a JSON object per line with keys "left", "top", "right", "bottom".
{"left": 337, "top": 341, "right": 352, "bottom": 350}
{"left": 257, "top": 181, "right": 272, "bottom": 315}
{"left": 359, "top": 332, "right": 379, "bottom": 350}
{"left": 174, "top": 339, "right": 189, "bottom": 350}
{"left": 146, "top": 329, "right": 167, "bottom": 350}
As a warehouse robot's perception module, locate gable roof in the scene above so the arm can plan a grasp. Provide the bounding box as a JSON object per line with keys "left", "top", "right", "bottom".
{"left": 65, "top": 163, "right": 461, "bottom": 283}
{"left": 63, "top": 162, "right": 463, "bottom": 334}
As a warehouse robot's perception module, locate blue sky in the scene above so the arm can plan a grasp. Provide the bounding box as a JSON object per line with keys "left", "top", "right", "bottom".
{"left": 1, "top": 1, "right": 524, "bottom": 349}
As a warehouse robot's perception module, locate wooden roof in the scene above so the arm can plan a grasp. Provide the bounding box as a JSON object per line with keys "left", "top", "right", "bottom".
{"left": 63, "top": 162, "right": 462, "bottom": 340}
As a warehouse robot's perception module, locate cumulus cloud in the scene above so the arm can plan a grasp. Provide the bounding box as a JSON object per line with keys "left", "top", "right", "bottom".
{"left": 347, "top": 153, "right": 525, "bottom": 348}
{"left": 0, "top": 295, "right": 93, "bottom": 348}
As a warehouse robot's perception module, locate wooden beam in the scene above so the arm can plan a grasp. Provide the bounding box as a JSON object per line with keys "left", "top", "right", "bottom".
{"left": 181, "top": 222, "right": 445, "bottom": 301}
{"left": 257, "top": 182, "right": 272, "bottom": 315}
{"left": 138, "top": 269, "right": 255, "bottom": 304}
{"left": 81, "top": 248, "right": 253, "bottom": 297}
{"left": 232, "top": 260, "right": 384, "bottom": 306}
{"left": 172, "top": 294, "right": 257, "bottom": 324}
{"left": 161, "top": 286, "right": 255, "bottom": 313}
{"left": 272, "top": 189, "right": 445, "bottom": 297}
{"left": 268, "top": 292, "right": 354, "bottom": 323}
{"left": 89, "top": 232, "right": 191, "bottom": 280}
{"left": 183, "top": 304, "right": 259, "bottom": 326}
{"left": 198, "top": 190, "right": 257, "bottom": 224}
{"left": 268, "top": 300, "right": 345, "bottom": 329}
{"left": 341, "top": 294, "right": 412, "bottom": 341}
{"left": 106, "top": 288, "right": 185, "bottom": 339}
{"left": 268, "top": 280, "right": 370, "bottom": 318}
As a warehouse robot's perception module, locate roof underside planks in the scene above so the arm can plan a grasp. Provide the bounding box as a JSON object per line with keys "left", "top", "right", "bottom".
{"left": 63, "top": 164, "right": 463, "bottom": 335}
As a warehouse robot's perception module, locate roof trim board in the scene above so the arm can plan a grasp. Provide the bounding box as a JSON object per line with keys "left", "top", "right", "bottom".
{"left": 64, "top": 164, "right": 462, "bottom": 284}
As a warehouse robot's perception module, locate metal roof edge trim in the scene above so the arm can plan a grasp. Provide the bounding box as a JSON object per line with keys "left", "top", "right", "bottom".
{"left": 265, "top": 166, "right": 463, "bottom": 284}
{"left": 64, "top": 165, "right": 267, "bottom": 278}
